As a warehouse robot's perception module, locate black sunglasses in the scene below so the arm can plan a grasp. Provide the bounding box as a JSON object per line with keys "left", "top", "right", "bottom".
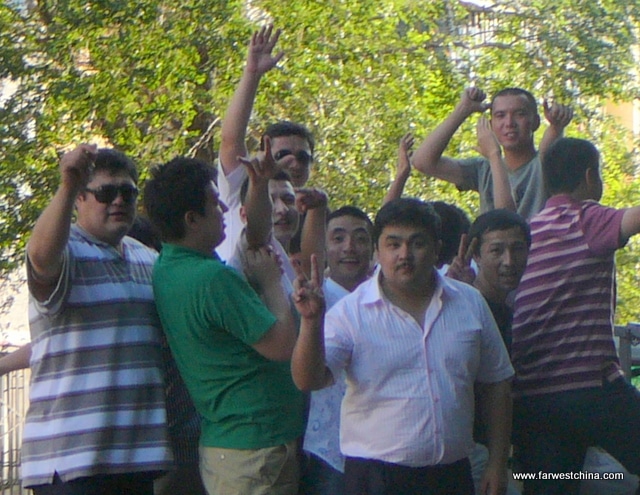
{"left": 85, "top": 184, "right": 139, "bottom": 204}
{"left": 273, "top": 149, "right": 313, "bottom": 165}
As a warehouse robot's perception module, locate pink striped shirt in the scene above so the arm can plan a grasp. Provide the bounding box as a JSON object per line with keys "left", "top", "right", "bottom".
{"left": 512, "top": 195, "right": 626, "bottom": 397}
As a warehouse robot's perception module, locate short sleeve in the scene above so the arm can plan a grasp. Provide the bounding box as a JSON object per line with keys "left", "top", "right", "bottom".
{"left": 456, "top": 156, "right": 485, "bottom": 192}
{"left": 581, "top": 202, "right": 626, "bottom": 256}
{"left": 324, "top": 301, "right": 355, "bottom": 380}
{"left": 26, "top": 245, "right": 71, "bottom": 316}
{"left": 475, "top": 296, "right": 514, "bottom": 384}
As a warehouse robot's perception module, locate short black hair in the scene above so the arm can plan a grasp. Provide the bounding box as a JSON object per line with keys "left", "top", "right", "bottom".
{"left": 430, "top": 201, "right": 470, "bottom": 266}
{"left": 93, "top": 148, "right": 138, "bottom": 183}
{"left": 239, "top": 169, "right": 293, "bottom": 205}
{"left": 491, "top": 88, "right": 538, "bottom": 116}
{"left": 144, "top": 157, "right": 217, "bottom": 241}
{"left": 327, "top": 206, "right": 373, "bottom": 229}
{"left": 543, "top": 137, "right": 600, "bottom": 195}
{"left": 373, "top": 198, "right": 441, "bottom": 246}
{"left": 261, "top": 121, "right": 315, "bottom": 155}
{"left": 468, "top": 209, "right": 531, "bottom": 255}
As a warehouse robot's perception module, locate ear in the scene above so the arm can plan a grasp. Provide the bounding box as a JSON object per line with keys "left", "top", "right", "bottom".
{"left": 585, "top": 166, "right": 597, "bottom": 188}
{"left": 532, "top": 113, "right": 541, "bottom": 132}
{"left": 239, "top": 205, "right": 248, "bottom": 224}
{"left": 183, "top": 210, "right": 199, "bottom": 232}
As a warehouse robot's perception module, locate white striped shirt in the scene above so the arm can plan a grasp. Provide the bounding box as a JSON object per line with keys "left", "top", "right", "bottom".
{"left": 324, "top": 271, "right": 513, "bottom": 467}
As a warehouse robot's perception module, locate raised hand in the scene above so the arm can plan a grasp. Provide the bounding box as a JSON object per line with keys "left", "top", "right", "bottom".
{"left": 445, "top": 233, "right": 478, "bottom": 285}
{"left": 295, "top": 187, "right": 328, "bottom": 214}
{"left": 397, "top": 132, "right": 414, "bottom": 178}
{"left": 238, "top": 135, "right": 281, "bottom": 184}
{"left": 59, "top": 144, "right": 98, "bottom": 190}
{"left": 246, "top": 25, "right": 284, "bottom": 76}
{"left": 476, "top": 117, "right": 501, "bottom": 159}
{"left": 457, "top": 87, "right": 490, "bottom": 116}
{"left": 244, "top": 246, "right": 283, "bottom": 293}
{"left": 292, "top": 254, "right": 325, "bottom": 320}
{"left": 543, "top": 100, "right": 573, "bottom": 130}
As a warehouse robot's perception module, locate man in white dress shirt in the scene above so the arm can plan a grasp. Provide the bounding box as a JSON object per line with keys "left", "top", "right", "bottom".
{"left": 292, "top": 197, "right": 514, "bottom": 495}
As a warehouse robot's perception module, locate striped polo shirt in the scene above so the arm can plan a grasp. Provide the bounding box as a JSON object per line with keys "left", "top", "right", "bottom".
{"left": 22, "top": 225, "right": 173, "bottom": 487}
{"left": 512, "top": 196, "right": 626, "bottom": 397}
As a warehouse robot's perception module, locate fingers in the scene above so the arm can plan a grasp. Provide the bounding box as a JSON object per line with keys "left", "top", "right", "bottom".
{"left": 465, "top": 237, "right": 478, "bottom": 264}
{"left": 309, "top": 254, "right": 321, "bottom": 290}
{"left": 457, "top": 233, "right": 469, "bottom": 261}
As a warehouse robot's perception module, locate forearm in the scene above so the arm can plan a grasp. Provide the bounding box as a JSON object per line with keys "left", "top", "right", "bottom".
{"left": 27, "top": 183, "right": 78, "bottom": 281}
{"left": 480, "top": 379, "right": 512, "bottom": 469}
{"left": 300, "top": 208, "right": 327, "bottom": 278}
{"left": 538, "top": 125, "right": 564, "bottom": 159}
{"left": 487, "top": 152, "right": 516, "bottom": 211}
{"left": 0, "top": 343, "right": 32, "bottom": 376}
{"left": 412, "top": 105, "right": 469, "bottom": 177}
{"left": 383, "top": 171, "right": 410, "bottom": 205}
{"left": 245, "top": 179, "right": 273, "bottom": 248}
{"left": 291, "top": 315, "right": 332, "bottom": 391}
{"left": 219, "top": 67, "right": 262, "bottom": 174}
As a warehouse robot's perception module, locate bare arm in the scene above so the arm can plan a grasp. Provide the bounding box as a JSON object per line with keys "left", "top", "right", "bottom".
{"left": 291, "top": 255, "right": 333, "bottom": 391}
{"left": 620, "top": 206, "right": 640, "bottom": 242}
{"left": 244, "top": 247, "right": 297, "bottom": 361}
{"left": 241, "top": 137, "right": 280, "bottom": 249}
{"left": 412, "top": 87, "right": 489, "bottom": 186}
{"left": 296, "top": 188, "right": 328, "bottom": 278}
{"left": 0, "top": 343, "right": 32, "bottom": 376}
{"left": 476, "top": 117, "right": 516, "bottom": 211}
{"left": 383, "top": 132, "right": 413, "bottom": 205}
{"left": 219, "top": 25, "right": 284, "bottom": 176}
{"left": 538, "top": 100, "right": 573, "bottom": 160}
{"left": 478, "top": 379, "right": 512, "bottom": 495}
{"left": 27, "top": 144, "right": 97, "bottom": 301}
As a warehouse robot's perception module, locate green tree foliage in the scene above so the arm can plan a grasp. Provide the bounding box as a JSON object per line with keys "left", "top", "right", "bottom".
{"left": 1, "top": 0, "right": 640, "bottom": 322}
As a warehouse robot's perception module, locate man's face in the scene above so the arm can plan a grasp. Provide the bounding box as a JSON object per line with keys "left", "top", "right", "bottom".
{"left": 377, "top": 224, "right": 440, "bottom": 292}
{"left": 490, "top": 94, "right": 539, "bottom": 152}
{"left": 76, "top": 170, "right": 137, "bottom": 246}
{"left": 326, "top": 215, "right": 373, "bottom": 290}
{"left": 270, "top": 179, "right": 299, "bottom": 245}
{"left": 474, "top": 227, "right": 529, "bottom": 297}
{"left": 201, "top": 181, "right": 228, "bottom": 251}
{"left": 271, "top": 135, "right": 313, "bottom": 187}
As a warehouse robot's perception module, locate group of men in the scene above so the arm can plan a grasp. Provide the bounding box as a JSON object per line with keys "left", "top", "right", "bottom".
{"left": 5, "top": 23, "right": 640, "bottom": 495}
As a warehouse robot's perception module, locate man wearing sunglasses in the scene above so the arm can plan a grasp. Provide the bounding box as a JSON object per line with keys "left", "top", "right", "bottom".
{"left": 216, "top": 25, "right": 315, "bottom": 262}
{"left": 22, "top": 145, "right": 172, "bottom": 494}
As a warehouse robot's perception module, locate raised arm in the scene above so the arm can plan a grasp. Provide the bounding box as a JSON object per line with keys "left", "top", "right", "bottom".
{"left": 412, "top": 87, "right": 489, "bottom": 185}
{"left": 240, "top": 137, "right": 280, "bottom": 248}
{"left": 620, "top": 206, "right": 640, "bottom": 242}
{"left": 383, "top": 132, "right": 413, "bottom": 205}
{"left": 538, "top": 100, "right": 573, "bottom": 160}
{"left": 291, "top": 254, "right": 332, "bottom": 391}
{"left": 27, "top": 144, "right": 97, "bottom": 301}
{"left": 476, "top": 117, "right": 516, "bottom": 211}
{"left": 478, "top": 379, "right": 512, "bottom": 495}
{"left": 219, "top": 25, "right": 284, "bottom": 177}
{"left": 296, "top": 188, "right": 328, "bottom": 278}
{"left": 244, "top": 247, "right": 298, "bottom": 361}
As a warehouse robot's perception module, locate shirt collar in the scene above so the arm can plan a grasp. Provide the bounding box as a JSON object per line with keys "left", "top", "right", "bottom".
{"left": 361, "top": 268, "right": 461, "bottom": 305}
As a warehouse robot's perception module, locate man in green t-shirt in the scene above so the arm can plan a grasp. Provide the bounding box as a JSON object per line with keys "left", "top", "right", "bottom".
{"left": 144, "top": 157, "right": 321, "bottom": 495}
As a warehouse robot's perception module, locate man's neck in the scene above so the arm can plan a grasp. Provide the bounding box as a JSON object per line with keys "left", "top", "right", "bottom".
{"left": 503, "top": 146, "right": 536, "bottom": 171}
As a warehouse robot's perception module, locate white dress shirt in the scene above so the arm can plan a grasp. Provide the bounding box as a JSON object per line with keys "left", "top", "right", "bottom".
{"left": 325, "top": 271, "right": 513, "bottom": 467}
{"left": 216, "top": 162, "right": 248, "bottom": 262}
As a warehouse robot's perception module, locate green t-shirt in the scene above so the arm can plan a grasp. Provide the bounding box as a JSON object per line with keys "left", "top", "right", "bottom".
{"left": 153, "top": 243, "right": 304, "bottom": 449}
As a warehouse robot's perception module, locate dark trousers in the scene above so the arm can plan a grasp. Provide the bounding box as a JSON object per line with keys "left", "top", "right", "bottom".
{"left": 31, "top": 471, "right": 156, "bottom": 495}
{"left": 513, "top": 377, "right": 640, "bottom": 495}
{"left": 344, "top": 456, "right": 474, "bottom": 495}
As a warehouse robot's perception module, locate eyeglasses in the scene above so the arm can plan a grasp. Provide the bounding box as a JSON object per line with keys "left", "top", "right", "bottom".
{"left": 85, "top": 184, "right": 139, "bottom": 204}
{"left": 273, "top": 149, "right": 313, "bottom": 166}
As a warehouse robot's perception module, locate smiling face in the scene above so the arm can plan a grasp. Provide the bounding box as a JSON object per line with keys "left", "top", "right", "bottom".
{"left": 490, "top": 94, "right": 540, "bottom": 153}
{"left": 473, "top": 227, "right": 529, "bottom": 302}
{"left": 76, "top": 170, "right": 137, "bottom": 246}
{"left": 377, "top": 224, "right": 440, "bottom": 293}
{"left": 271, "top": 135, "right": 313, "bottom": 187}
{"left": 270, "top": 179, "right": 300, "bottom": 245}
{"left": 326, "top": 214, "right": 373, "bottom": 292}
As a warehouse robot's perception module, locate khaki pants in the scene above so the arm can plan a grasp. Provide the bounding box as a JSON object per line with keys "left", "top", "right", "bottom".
{"left": 199, "top": 440, "right": 299, "bottom": 495}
